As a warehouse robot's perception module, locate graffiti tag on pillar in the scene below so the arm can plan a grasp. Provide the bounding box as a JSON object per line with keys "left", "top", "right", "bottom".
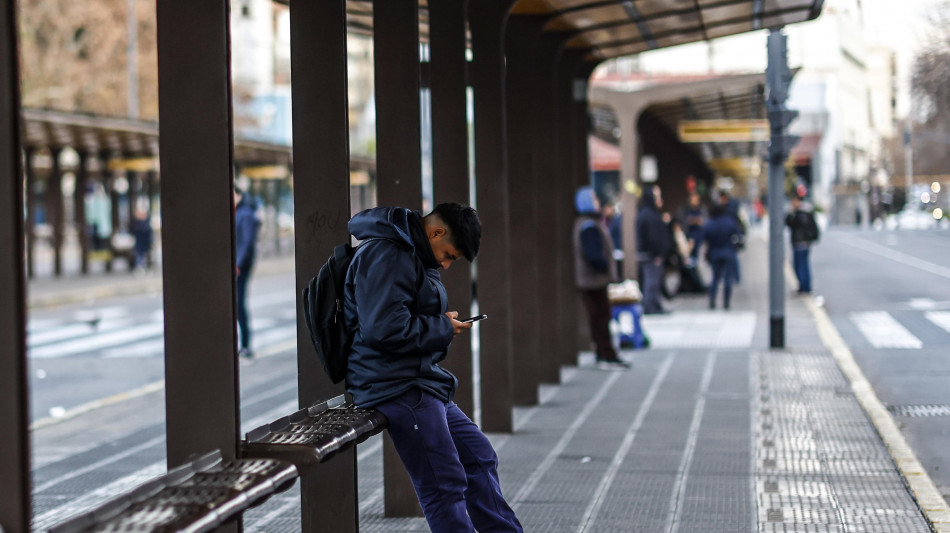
{"left": 306, "top": 209, "right": 346, "bottom": 248}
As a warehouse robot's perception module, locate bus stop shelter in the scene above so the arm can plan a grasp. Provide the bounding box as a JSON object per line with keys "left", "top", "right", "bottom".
{"left": 0, "top": 1, "right": 824, "bottom": 531}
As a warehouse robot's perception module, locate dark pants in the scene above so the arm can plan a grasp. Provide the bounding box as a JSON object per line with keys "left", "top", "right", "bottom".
{"left": 708, "top": 256, "right": 737, "bottom": 309}
{"left": 236, "top": 269, "right": 251, "bottom": 350}
{"left": 640, "top": 260, "right": 665, "bottom": 314}
{"left": 793, "top": 246, "right": 812, "bottom": 292}
{"left": 375, "top": 388, "right": 523, "bottom": 533}
{"left": 580, "top": 287, "right": 618, "bottom": 361}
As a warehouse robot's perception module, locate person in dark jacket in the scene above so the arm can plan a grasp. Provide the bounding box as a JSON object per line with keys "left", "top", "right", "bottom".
{"left": 344, "top": 203, "right": 522, "bottom": 533}
{"left": 785, "top": 195, "right": 819, "bottom": 294}
{"left": 573, "top": 187, "right": 630, "bottom": 370}
{"left": 234, "top": 187, "right": 261, "bottom": 358}
{"left": 131, "top": 208, "right": 153, "bottom": 272}
{"left": 702, "top": 204, "right": 742, "bottom": 310}
{"left": 636, "top": 185, "right": 672, "bottom": 314}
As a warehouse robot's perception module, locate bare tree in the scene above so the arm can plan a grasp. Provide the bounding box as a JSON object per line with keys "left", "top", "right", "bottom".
{"left": 910, "top": 0, "right": 950, "bottom": 176}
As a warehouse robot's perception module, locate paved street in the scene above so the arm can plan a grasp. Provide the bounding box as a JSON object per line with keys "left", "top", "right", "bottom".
{"left": 24, "top": 227, "right": 950, "bottom": 531}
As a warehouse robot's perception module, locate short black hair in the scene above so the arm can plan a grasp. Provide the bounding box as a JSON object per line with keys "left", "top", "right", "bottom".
{"left": 430, "top": 203, "right": 481, "bottom": 262}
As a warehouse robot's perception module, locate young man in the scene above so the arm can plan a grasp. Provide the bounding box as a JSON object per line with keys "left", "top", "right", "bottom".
{"left": 343, "top": 203, "right": 523, "bottom": 533}
{"left": 785, "top": 194, "right": 820, "bottom": 294}
{"left": 234, "top": 187, "right": 260, "bottom": 358}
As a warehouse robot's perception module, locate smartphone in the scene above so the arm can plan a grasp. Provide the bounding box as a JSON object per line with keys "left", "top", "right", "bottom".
{"left": 459, "top": 314, "right": 488, "bottom": 323}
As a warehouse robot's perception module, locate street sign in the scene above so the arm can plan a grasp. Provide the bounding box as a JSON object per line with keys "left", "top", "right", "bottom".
{"left": 678, "top": 119, "right": 769, "bottom": 143}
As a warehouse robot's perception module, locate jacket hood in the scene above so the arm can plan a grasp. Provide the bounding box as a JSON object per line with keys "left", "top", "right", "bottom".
{"left": 575, "top": 186, "right": 599, "bottom": 215}
{"left": 640, "top": 187, "right": 657, "bottom": 210}
{"left": 348, "top": 206, "right": 417, "bottom": 250}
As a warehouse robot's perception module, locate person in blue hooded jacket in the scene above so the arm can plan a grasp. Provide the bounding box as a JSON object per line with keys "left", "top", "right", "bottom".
{"left": 234, "top": 187, "right": 261, "bottom": 358}
{"left": 573, "top": 186, "right": 630, "bottom": 370}
{"left": 702, "top": 204, "right": 742, "bottom": 310}
{"left": 343, "top": 203, "right": 522, "bottom": 533}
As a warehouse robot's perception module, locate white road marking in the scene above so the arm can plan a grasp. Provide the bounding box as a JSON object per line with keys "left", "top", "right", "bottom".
{"left": 925, "top": 311, "right": 950, "bottom": 334}
{"left": 838, "top": 233, "right": 950, "bottom": 280}
{"left": 577, "top": 354, "right": 676, "bottom": 533}
{"left": 30, "top": 321, "right": 166, "bottom": 358}
{"left": 850, "top": 311, "right": 922, "bottom": 349}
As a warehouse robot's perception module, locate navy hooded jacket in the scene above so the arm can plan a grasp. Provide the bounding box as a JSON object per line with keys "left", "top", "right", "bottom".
{"left": 635, "top": 187, "right": 672, "bottom": 261}
{"left": 235, "top": 196, "right": 260, "bottom": 272}
{"left": 343, "top": 207, "right": 457, "bottom": 408}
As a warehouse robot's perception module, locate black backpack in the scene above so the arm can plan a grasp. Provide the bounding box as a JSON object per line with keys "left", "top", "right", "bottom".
{"left": 800, "top": 211, "right": 820, "bottom": 242}
{"left": 302, "top": 242, "right": 360, "bottom": 384}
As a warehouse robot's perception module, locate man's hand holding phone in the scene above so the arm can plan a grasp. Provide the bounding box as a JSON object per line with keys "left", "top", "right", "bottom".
{"left": 446, "top": 312, "right": 487, "bottom": 335}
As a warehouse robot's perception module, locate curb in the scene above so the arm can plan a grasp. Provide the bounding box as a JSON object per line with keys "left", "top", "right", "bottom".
{"left": 799, "top": 281, "right": 950, "bottom": 532}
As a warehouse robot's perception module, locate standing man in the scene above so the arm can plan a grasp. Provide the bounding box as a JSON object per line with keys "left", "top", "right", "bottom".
{"left": 702, "top": 204, "right": 743, "bottom": 310}
{"left": 573, "top": 187, "right": 630, "bottom": 370}
{"left": 636, "top": 185, "right": 672, "bottom": 314}
{"left": 344, "top": 203, "right": 523, "bottom": 533}
{"left": 234, "top": 186, "right": 260, "bottom": 358}
{"left": 785, "top": 194, "right": 820, "bottom": 294}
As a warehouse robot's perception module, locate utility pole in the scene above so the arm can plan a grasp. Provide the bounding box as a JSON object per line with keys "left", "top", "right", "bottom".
{"left": 766, "top": 28, "right": 799, "bottom": 349}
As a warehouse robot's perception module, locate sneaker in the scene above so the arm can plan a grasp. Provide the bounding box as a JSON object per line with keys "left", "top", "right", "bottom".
{"left": 596, "top": 358, "right": 631, "bottom": 371}
{"left": 238, "top": 348, "right": 254, "bottom": 359}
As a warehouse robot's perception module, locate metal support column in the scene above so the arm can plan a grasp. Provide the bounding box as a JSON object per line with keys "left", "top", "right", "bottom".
{"left": 373, "top": 0, "right": 425, "bottom": 517}
{"left": 504, "top": 15, "right": 547, "bottom": 405}
{"left": 430, "top": 0, "right": 474, "bottom": 417}
{"left": 535, "top": 33, "right": 572, "bottom": 377}
{"left": 469, "top": 0, "right": 516, "bottom": 432}
{"left": 0, "top": 0, "right": 30, "bottom": 529}
{"left": 156, "top": 0, "right": 240, "bottom": 468}
{"left": 554, "top": 49, "right": 588, "bottom": 368}
{"left": 24, "top": 148, "right": 35, "bottom": 278}
{"left": 288, "top": 1, "right": 358, "bottom": 530}
{"left": 48, "top": 148, "right": 63, "bottom": 276}
{"left": 766, "top": 29, "right": 799, "bottom": 349}
{"left": 76, "top": 153, "right": 90, "bottom": 274}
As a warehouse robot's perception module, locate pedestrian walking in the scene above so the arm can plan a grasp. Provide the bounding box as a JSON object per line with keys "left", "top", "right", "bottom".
{"left": 573, "top": 187, "right": 631, "bottom": 371}
{"left": 343, "top": 203, "right": 523, "bottom": 533}
{"left": 702, "top": 204, "right": 742, "bottom": 310}
{"left": 677, "top": 191, "right": 707, "bottom": 293}
{"left": 234, "top": 187, "right": 261, "bottom": 359}
{"left": 785, "top": 194, "right": 820, "bottom": 294}
{"left": 131, "top": 208, "right": 153, "bottom": 273}
{"left": 636, "top": 185, "right": 672, "bottom": 314}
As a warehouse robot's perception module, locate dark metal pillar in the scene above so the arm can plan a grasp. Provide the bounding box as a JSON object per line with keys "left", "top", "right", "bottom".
{"left": 99, "top": 153, "right": 115, "bottom": 273}
{"left": 504, "top": 15, "right": 547, "bottom": 405}
{"left": 146, "top": 170, "right": 157, "bottom": 269}
{"left": 157, "top": 0, "right": 240, "bottom": 468}
{"left": 24, "top": 148, "right": 35, "bottom": 278}
{"left": 0, "top": 1, "right": 30, "bottom": 529}
{"left": 288, "top": 1, "right": 358, "bottom": 531}
{"left": 47, "top": 148, "right": 63, "bottom": 276}
{"left": 76, "top": 153, "right": 90, "bottom": 274}
{"left": 429, "top": 0, "right": 474, "bottom": 418}
{"left": 572, "top": 62, "right": 598, "bottom": 352}
{"left": 126, "top": 170, "right": 138, "bottom": 230}
{"left": 374, "top": 0, "right": 425, "bottom": 517}
{"left": 534, "top": 33, "right": 572, "bottom": 380}
{"left": 469, "top": 0, "right": 516, "bottom": 432}
{"left": 554, "top": 49, "right": 588, "bottom": 369}
{"left": 375, "top": 0, "right": 423, "bottom": 209}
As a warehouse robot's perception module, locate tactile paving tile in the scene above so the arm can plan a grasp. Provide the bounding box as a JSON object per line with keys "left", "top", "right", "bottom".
{"left": 752, "top": 350, "right": 932, "bottom": 532}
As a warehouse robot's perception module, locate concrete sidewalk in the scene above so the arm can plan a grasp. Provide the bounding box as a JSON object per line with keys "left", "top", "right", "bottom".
{"left": 243, "top": 235, "right": 947, "bottom": 532}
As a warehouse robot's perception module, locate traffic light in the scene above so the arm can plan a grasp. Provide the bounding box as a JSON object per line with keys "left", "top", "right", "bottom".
{"left": 766, "top": 30, "right": 794, "bottom": 104}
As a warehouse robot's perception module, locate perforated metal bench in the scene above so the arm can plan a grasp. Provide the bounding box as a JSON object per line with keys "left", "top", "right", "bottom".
{"left": 49, "top": 450, "right": 297, "bottom": 533}
{"left": 242, "top": 395, "right": 387, "bottom": 468}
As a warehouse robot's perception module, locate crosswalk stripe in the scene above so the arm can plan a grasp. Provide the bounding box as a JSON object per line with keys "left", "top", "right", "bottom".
{"left": 30, "top": 322, "right": 166, "bottom": 359}
{"left": 850, "top": 311, "right": 922, "bottom": 349}
{"left": 925, "top": 311, "right": 950, "bottom": 334}
{"left": 28, "top": 318, "right": 135, "bottom": 347}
